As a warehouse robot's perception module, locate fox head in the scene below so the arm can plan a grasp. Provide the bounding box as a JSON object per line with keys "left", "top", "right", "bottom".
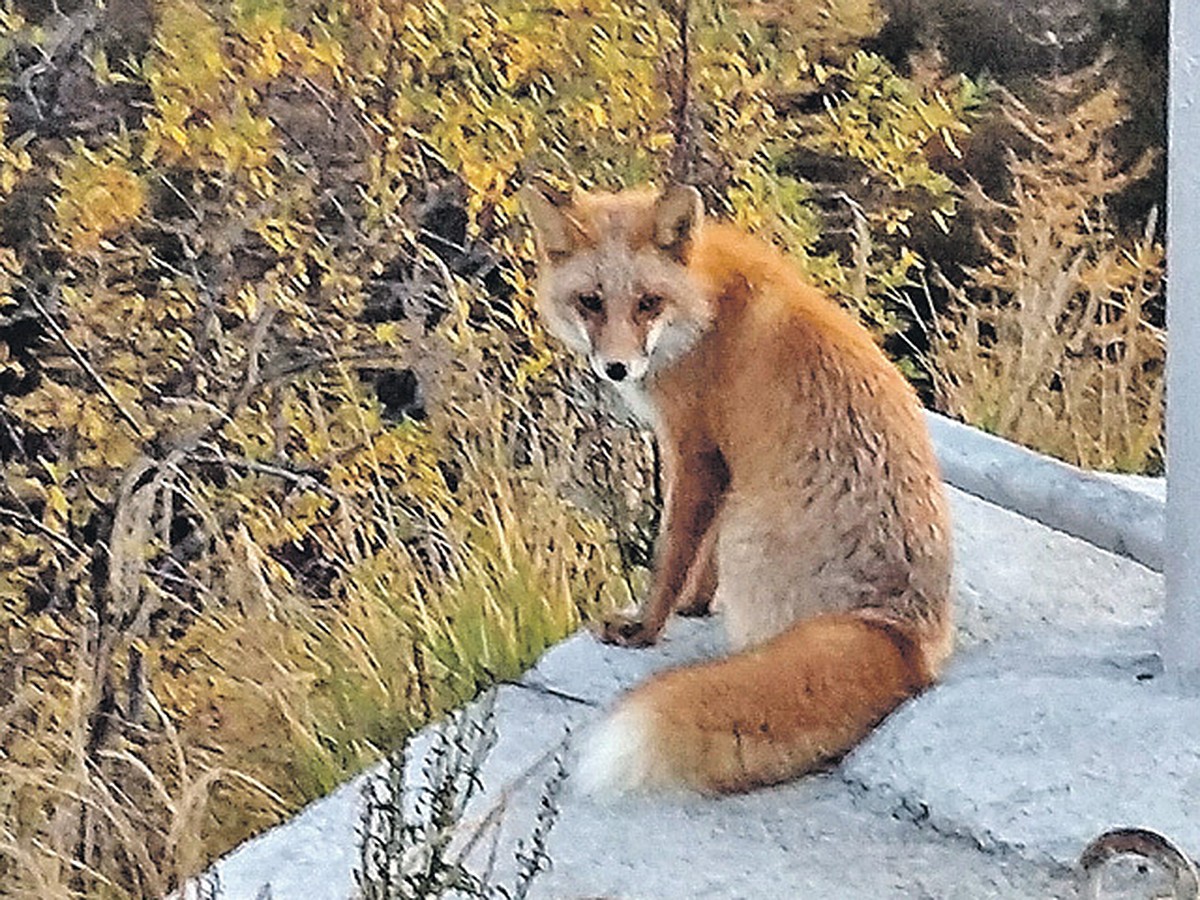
{"left": 520, "top": 182, "right": 713, "bottom": 386}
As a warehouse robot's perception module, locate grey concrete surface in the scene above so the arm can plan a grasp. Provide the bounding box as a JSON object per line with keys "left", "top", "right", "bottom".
{"left": 198, "top": 485, "right": 1197, "bottom": 900}
{"left": 207, "top": 687, "right": 592, "bottom": 900}
{"left": 926, "top": 412, "right": 1164, "bottom": 572}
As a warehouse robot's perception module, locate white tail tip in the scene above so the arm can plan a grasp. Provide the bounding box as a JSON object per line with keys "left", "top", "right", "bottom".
{"left": 574, "top": 703, "right": 660, "bottom": 795}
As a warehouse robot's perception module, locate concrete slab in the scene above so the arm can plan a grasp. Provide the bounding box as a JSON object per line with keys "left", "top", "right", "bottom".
{"left": 199, "top": 483, "right": 1191, "bottom": 900}
{"left": 948, "top": 488, "right": 1162, "bottom": 648}
{"left": 844, "top": 667, "right": 1200, "bottom": 868}
{"left": 208, "top": 685, "right": 590, "bottom": 900}
{"left": 510, "top": 770, "right": 1077, "bottom": 899}
{"left": 1100, "top": 472, "right": 1167, "bottom": 502}
{"left": 927, "top": 412, "right": 1164, "bottom": 571}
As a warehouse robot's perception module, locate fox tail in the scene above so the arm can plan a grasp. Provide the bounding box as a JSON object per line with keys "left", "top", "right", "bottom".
{"left": 576, "top": 612, "right": 936, "bottom": 794}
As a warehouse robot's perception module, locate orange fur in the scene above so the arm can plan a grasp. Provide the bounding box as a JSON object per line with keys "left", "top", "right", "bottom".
{"left": 522, "top": 184, "right": 952, "bottom": 793}
{"left": 608, "top": 614, "right": 932, "bottom": 793}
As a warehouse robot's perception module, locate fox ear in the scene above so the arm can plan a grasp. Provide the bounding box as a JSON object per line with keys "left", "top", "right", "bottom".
{"left": 520, "top": 178, "right": 583, "bottom": 259}
{"left": 653, "top": 184, "right": 703, "bottom": 260}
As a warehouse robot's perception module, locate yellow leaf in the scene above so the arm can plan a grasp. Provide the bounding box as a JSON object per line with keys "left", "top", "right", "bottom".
{"left": 45, "top": 485, "right": 69, "bottom": 527}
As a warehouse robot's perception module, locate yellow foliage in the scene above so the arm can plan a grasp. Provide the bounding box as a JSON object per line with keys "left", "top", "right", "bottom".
{"left": 805, "top": 51, "right": 980, "bottom": 233}
{"left": 141, "top": 0, "right": 307, "bottom": 175}
{"left": 54, "top": 140, "right": 147, "bottom": 253}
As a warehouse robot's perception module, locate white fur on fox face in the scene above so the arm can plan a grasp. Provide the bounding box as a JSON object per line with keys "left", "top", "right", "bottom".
{"left": 647, "top": 313, "right": 705, "bottom": 371}
{"left": 645, "top": 319, "right": 664, "bottom": 358}
{"left": 538, "top": 299, "right": 590, "bottom": 354}
{"left": 537, "top": 266, "right": 595, "bottom": 354}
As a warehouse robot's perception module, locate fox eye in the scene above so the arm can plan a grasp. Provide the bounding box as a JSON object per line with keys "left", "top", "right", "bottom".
{"left": 638, "top": 293, "right": 664, "bottom": 316}
{"left": 576, "top": 292, "right": 603, "bottom": 314}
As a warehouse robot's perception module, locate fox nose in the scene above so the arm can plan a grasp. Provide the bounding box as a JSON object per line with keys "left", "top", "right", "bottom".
{"left": 604, "top": 361, "right": 628, "bottom": 382}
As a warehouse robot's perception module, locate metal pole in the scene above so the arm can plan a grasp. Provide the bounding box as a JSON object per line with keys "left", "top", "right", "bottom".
{"left": 1166, "top": 0, "right": 1200, "bottom": 690}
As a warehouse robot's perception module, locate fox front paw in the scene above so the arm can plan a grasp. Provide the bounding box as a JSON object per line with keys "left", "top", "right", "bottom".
{"left": 596, "top": 614, "right": 662, "bottom": 648}
{"left": 674, "top": 596, "right": 713, "bottom": 618}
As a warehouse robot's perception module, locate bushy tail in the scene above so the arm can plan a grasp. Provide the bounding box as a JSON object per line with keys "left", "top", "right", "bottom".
{"left": 576, "top": 612, "right": 936, "bottom": 794}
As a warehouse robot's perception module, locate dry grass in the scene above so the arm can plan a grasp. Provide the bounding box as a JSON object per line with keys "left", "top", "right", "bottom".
{"left": 914, "top": 73, "right": 1165, "bottom": 473}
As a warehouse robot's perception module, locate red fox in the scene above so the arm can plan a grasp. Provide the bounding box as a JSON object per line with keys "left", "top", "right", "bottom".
{"left": 521, "top": 182, "right": 953, "bottom": 794}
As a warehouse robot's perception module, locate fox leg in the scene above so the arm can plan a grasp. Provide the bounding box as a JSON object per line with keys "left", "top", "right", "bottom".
{"left": 673, "top": 521, "right": 717, "bottom": 617}
{"left": 599, "top": 440, "right": 727, "bottom": 647}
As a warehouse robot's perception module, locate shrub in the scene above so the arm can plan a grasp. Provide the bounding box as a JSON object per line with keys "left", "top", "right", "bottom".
{"left": 919, "top": 71, "right": 1164, "bottom": 472}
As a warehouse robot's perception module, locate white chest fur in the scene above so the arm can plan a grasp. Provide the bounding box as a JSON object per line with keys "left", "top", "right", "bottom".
{"left": 613, "top": 380, "right": 660, "bottom": 429}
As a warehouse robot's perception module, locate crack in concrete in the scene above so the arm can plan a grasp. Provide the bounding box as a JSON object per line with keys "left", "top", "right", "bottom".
{"left": 512, "top": 678, "right": 602, "bottom": 708}
{"left": 837, "top": 771, "right": 1078, "bottom": 880}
